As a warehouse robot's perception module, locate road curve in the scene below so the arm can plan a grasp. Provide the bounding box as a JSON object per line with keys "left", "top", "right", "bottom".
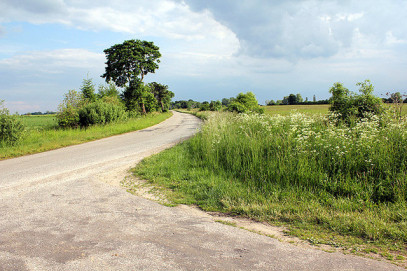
{"left": 0, "top": 111, "right": 402, "bottom": 270}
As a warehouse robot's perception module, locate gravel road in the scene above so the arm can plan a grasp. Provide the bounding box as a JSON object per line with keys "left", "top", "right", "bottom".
{"left": 0, "top": 111, "right": 402, "bottom": 270}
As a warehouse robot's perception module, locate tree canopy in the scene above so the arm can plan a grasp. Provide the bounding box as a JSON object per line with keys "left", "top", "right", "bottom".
{"left": 101, "top": 39, "right": 161, "bottom": 86}
{"left": 148, "top": 82, "right": 174, "bottom": 112}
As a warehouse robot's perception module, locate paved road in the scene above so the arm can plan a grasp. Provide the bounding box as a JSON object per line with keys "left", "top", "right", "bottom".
{"left": 0, "top": 112, "right": 402, "bottom": 270}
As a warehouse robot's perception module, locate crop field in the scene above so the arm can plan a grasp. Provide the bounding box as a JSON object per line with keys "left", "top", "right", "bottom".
{"left": 134, "top": 108, "right": 407, "bottom": 265}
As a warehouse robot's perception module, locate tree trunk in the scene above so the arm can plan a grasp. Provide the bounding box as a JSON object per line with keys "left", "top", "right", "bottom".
{"left": 142, "top": 102, "right": 146, "bottom": 114}
{"left": 161, "top": 100, "right": 164, "bottom": 112}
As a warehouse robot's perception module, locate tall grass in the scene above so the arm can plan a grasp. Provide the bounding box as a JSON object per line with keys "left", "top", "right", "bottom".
{"left": 192, "top": 112, "right": 407, "bottom": 204}
{"left": 0, "top": 112, "right": 172, "bottom": 159}
{"left": 134, "top": 111, "right": 407, "bottom": 256}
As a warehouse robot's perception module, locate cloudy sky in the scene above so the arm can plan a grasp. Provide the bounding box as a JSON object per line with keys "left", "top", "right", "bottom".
{"left": 1, "top": 0, "right": 406, "bottom": 113}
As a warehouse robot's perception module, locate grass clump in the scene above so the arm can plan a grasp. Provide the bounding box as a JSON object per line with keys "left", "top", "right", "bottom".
{"left": 134, "top": 111, "right": 407, "bottom": 260}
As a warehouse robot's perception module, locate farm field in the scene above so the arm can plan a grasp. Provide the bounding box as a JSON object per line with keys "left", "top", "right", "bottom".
{"left": 19, "top": 114, "right": 58, "bottom": 130}
{"left": 0, "top": 112, "right": 172, "bottom": 160}
{"left": 263, "top": 104, "right": 330, "bottom": 115}
{"left": 133, "top": 108, "right": 407, "bottom": 267}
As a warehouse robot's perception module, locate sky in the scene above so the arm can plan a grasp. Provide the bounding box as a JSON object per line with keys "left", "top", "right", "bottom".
{"left": 0, "top": 0, "right": 406, "bottom": 113}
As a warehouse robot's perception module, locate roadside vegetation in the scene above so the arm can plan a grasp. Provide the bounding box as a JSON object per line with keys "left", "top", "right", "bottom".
{"left": 0, "top": 112, "right": 171, "bottom": 160}
{"left": 133, "top": 80, "right": 407, "bottom": 265}
{"left": 0, "top": 39, "right": 175, "bottom": 159}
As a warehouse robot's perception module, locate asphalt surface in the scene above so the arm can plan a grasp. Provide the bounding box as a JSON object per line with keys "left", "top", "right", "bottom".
{"left": 0, "top": 111, "right": 403, "bottom": 270}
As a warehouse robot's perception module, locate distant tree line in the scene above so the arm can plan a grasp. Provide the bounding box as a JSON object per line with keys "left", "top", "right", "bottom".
{"left": 23, "top": 111, "right": 57, "bottom": 116}
{"left": 266, "top": 93, "right": 329, "bottom": 106}
{"left": 382, "top": 92, "right": 407, "bottom": 103}
{"left": 172, "top": 92, "right": 263, "bottom": 114}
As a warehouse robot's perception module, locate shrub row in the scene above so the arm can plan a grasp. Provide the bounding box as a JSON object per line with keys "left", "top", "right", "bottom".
{"left": 78, "top": 101, "right": 127, "bottom": 127}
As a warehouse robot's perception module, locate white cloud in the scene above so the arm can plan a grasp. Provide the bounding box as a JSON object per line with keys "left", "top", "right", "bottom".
{"left": 0, "top": 0, "right": 239, "bottom": 57}
{"left": 0, "top": 49, "right": 104, "bottom": 73}
{"left": 0, "top": 49, "right": 106, "bottom": 113}
{"left": 182, "top": 0, "right": 407, "bottom": 61}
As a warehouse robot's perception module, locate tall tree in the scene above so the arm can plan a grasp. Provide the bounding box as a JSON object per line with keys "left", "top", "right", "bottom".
{"left": 288, "top": 94, "right": 297, "bottom": 105}
{"left": 102, "top": 39, "right": 161, "bottom": 113}
{"left": 148, "top": 82, "right": 174, "bottom": 112}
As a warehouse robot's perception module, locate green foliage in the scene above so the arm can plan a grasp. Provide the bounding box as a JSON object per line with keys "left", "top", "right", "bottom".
{"left": 222, "top": 97, "right": 234, "bottom": 106}
{"left": 266, "top": 99, "right": 276, "bottom": 106}
{"left": 56, "top": 90, "right": 86, "bottom": 128}
{"left": 143, "top": 90, "right": 158, "bottom": 114}
{"left": 227, "top": 92, "right": 264, "bottom": 114}
{"left": 81, "top": 77, "right": 96, "bottom": 102}
{"left": 98, "top": 81, "right": 120, "bottom": 99}
{"left": 209, "top": 100, "right": 222, "bottom": 111}
{"left": 102, "top": 39, "right": 161, "bottom": 85}
{"left": 101, "top": 40, "right": 171, "bottom": 115}
{"left": 78, "top": 100, "right": 127, "bottom": 127}
{"left": 329, "top": 80, "right": 384, "bottom": 124}
{"left": 199, "top": 101, "right": 210, "bottom": 111}
{"left": 0, "top": 100, "right": 25, "bottom": 145}
{"left": 148, "top": 82, "right": 174, "bottom": 112}
{"left": 122, "top": 81, "right": 157, "bottom": 114}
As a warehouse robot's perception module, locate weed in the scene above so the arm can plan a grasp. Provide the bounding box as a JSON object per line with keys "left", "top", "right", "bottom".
{"left": 215, "top": 220, "right": 237, "bottom": 227}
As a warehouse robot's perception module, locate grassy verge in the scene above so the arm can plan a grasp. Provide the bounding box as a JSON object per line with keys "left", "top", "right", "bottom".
{"left": 133, "top": 111, "right": 407, "bottom": 266}
{"left": 0, "top": 112, "right": 172, "bottom": 160}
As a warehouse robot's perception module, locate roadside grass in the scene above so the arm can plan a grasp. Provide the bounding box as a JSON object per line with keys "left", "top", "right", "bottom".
{"left": 0, "top": 112, "right": 172, "bottom": 160}
{"left": 133, "top": 111, "right": 407, "bottom": 266}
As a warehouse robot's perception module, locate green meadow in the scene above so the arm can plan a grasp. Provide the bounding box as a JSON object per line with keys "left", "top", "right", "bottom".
{"left": 19, "top": 115, "right": 58, "bottom": 130}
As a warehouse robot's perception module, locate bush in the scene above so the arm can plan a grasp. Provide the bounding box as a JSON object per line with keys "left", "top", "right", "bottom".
{"left": 56, "top": 90, "right": 86, "bottom": 128}
{"left": 78, "top": 101, "right": 127, "bottom": 127}
{"left": 227, "top": 92, "right": 264, "bottom": 114}
{"left": 329, "top": 80, "right": 384, "bottom": 124}
{"left": 200, "top": 102, "right": 210, "bottom": 111}
{"left": 0, "top": 100, "right": 25, "bottom": 145}
{"left": 209, "top": 100, "right": 222, "bottom": 111}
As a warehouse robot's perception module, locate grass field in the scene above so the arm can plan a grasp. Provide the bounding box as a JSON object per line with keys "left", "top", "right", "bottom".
{"left": 263, "top": 104, "right": 330, "bottom": 115}
{"left": 133, "top": 107, "right": 407, "bottom": 266}
{"left": 0, "top": 112, "right": 172, "bottom": 160}
{"left": 19, "top": 115, "right": 58, "bottom": 130}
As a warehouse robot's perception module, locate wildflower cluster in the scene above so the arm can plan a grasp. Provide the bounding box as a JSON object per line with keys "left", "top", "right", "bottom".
{"left": 190, "top": 111, "right": 407, "bottom": 203}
